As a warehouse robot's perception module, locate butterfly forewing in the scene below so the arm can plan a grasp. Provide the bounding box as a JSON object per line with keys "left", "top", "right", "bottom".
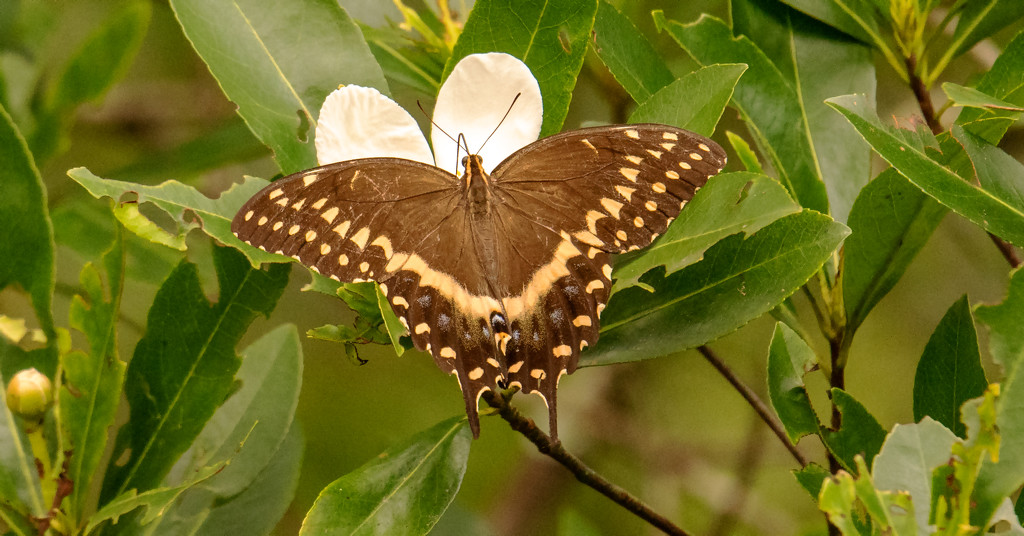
{"left": 232, "top": 123, "right": 726, "bottom": 440}
{"left": 492, "top": 124, "right": 727, "bottom": 253}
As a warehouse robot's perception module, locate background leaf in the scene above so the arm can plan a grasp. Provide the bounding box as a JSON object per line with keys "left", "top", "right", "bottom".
{"left": 170, "top": 0, "right": 388, "bottom": 173}
{"left": 591, "top": 0, "right": 673, "bottom": 103}
{"left": 657, "top": 11, "right": 830, "bottom": 214}
{"left": 842, "top": 169, "right": 947, "bottom": 337}
{"left": 774, "top": 0, "right": 879, "bottom": 45}
{"left": 732, "top": 0, "right": 875, "bottom": 222}
{"left": 299, "top": 416, "right": 471, "bottom": 536}
{"left": 767, "top": 322, "right": 820, "bottom": 443}
{"left": 99, "top": 247, "right": 289, "bottom": 503}
{"left": 913, "top": 296, "right": 988, "bottom": 438}
{"left": 950, "top": 1, "right": 1024, "bottom": 57}
{"left": 446, "top": 0, "right": 599, "bottom": 137}
{"left": 584, "top": 211, "right": 849, "bottom": 366}
{"left": 28, "top": 1, "right": 151, "bottom": 163}
{"left": 0, "top": 104, "right": 55, "bottom": 339}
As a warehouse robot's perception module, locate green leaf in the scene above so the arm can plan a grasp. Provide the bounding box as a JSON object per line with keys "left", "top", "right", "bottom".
{"left": 0, "top": 104, "right": 55, "bottom": 339}
{"left": 85, "top": 462, "right": 225, "bottom": 534}
{"left": 842, "top": 168, "right": 947, "bottom": 337}
{"left": 446, "top": 0, "right": 599, "bottom": 137}
{"left": 943, "top": 82, "right": 1024, "bottom": 111}
{"left": 828, "top": 94, "right": 1024, "bottom": 247}
{"left": 28, "top": 1, "right": 151, "bottom": 163}
{"left": 956, "top": 30, "right": 1024, "bottom": 144}
{"left": 656, "top": 12, "right": 830, "bottom": 215}
{"left": 774, "top": 0, "right": 880, "bottom": 45}
{"left": 167, "top": 324, "right": 302, "bottom": 497}
{"left": 793, "top": 462, "right": 831, "bottom": 499}
{"left": 193, "top": 423, "right": 303, "bottom": 536}
{"left": 112, "top": 203, "right": 187, "bottom": 251}
{"left": 821, "top": 388, "right": 887, "bottom": 471}
{"left": 955, "top": 124, "right": 1024, "bottom": 228}
{"left": 972, "top": 278, "right": 1024, "bottom": 526}
{"left": 583, "top": 211, "right": 849, "bottom": 366}
{"left": 949, "top": 1, "right": 1024, "bottom": 58}
{"left": 148, "top": 326, "right": 303, "bottom": 534}
{"left": 99, "top": 246, "right": 289, "bottom": 503}
{"left": 612, "top": 172, "right": 800, "bottom": 290}
{"left": 872, "top": 418, "right": 958, "bottom": 534}
{"left": 67, "top": 168, "right": 282, "bottom": 267}
{"left": 976, "top": 267, "right": 1024, "bottom": 374}
{"left": 627, "top": 63, "right": 746, "bottom": 137}
{"left": 299, "top": 415, "right": 471, "bottom": 536}
{"left": 60, "top": 229, "right": 126, "bottom": 524}
{"left": 170, "top": 0, "right": 388, "bottom": 173}
{"left": 732, "top": 0, "right": 875, "bottom": 223}
{"left": 913, "top": 296, "right": 988, "bottom": 438}
{"left": 591, "top": 0, "right": 674, "bottom": 103}
{"left": 726, "top": 131, "right": 764, "bottom": 173}
{"left": 767, "top": 322, "right": 820, "bottom": 443}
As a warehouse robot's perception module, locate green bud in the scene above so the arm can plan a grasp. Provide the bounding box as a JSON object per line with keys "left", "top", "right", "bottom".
{"left": 5, "top": 368, "right": 54, "bottom": 420}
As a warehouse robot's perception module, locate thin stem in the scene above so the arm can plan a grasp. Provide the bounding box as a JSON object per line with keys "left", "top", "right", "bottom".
{"left": 481, "top": 390, "right": 691, "bottom": 536}
{"left": 697, "top": 345, "right": 809, "bottom": 467}
{"left": 906, "top": 55, "right": 943, "bottom": 135}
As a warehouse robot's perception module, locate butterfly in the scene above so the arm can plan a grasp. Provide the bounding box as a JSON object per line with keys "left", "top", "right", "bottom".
{"left": 232, "top": 123, "right": 726, "bottom": 439}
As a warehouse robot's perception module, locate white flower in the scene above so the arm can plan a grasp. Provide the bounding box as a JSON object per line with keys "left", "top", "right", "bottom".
{"left": 314, "top": 52, "right": 543, "bottom": 175}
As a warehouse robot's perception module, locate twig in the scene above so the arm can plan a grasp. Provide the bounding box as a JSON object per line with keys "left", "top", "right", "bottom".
{"left": 696, "top": 346, "right": 809, "bottom": 468}
{"left": 481, "top": 390, "right": 691, "bottom": 536}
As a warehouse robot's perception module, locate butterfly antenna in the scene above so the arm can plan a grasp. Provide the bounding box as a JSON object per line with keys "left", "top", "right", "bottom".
{"left": 475, "top": 92, "right": 522, "bottom": 154}
{"left": 417, "top": 100, "right": 461, "bottom": 147}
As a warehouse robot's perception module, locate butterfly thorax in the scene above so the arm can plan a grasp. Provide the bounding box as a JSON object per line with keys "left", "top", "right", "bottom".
{"left": 462, "top": 154, "right": 492, "bottom": 218}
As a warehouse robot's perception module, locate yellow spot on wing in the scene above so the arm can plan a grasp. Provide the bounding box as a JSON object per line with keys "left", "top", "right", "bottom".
{"left": 553, "top": 344, "right": 572, "bottom": 357}
{"left": 303, "top": 174, "right": 317, "bottom": 186}
{"left": 371, "top": 236, "right": 393, "bottom": 258}
{"left": 663, "top": 132, "right": 678, "bottom": 140}
{"left": 350, "top": 227, "right": 370, "bottom": 249}
{"left": 415, "top": 323, "right": 430, "bottom": 334}
{"left": 620, "top": 168, "right": 640, "bottom": 182}
{"left": 311, "top": 198, "right": 328, "bottom": 210}
{"left": 572, "top": 315, "right": 592, "bottom": 327}
{"left": 321, "top": 207, "right": 339, "bottom": 224}
{"left": 268, "top": 189, "right": 284, "bottom": 200}
{"left": 624, "top": 129, "right": 640, "bottom": 139}
{"left": 468, "top": 367, "right": 484, "bottom": 380}
{"left": 615, "top": 185, "right": 635, "bottom": 201}
{"left": 333, "top": 220, "right": 351, "bottom": 237}
{"left": 600, "top": 198, "right": 623, "bottom": 219}
{"left": 440, "top": 346, "right": 456, "bottom": 359}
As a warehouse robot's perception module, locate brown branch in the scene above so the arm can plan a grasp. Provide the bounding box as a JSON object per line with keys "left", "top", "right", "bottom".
{"left": 481, "top": 390, "right": 691, "bottom": 536}
{"left": 906, "top": 55, "right": 943, "bottom": 135}
{"left": 696, "top": 345, "right": 809, "bottom": 468}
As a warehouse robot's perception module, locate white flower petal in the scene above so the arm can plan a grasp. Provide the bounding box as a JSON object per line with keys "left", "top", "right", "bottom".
{"left": 431, "top": 52, "right": 543, "bottom": 174}
{"left": 315, "top": 85, "right": 433, "bottom": 166}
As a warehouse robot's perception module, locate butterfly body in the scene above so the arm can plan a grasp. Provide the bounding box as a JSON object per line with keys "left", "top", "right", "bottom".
{"left": 232, "top": 124, "right": 726, "bottom": 438}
